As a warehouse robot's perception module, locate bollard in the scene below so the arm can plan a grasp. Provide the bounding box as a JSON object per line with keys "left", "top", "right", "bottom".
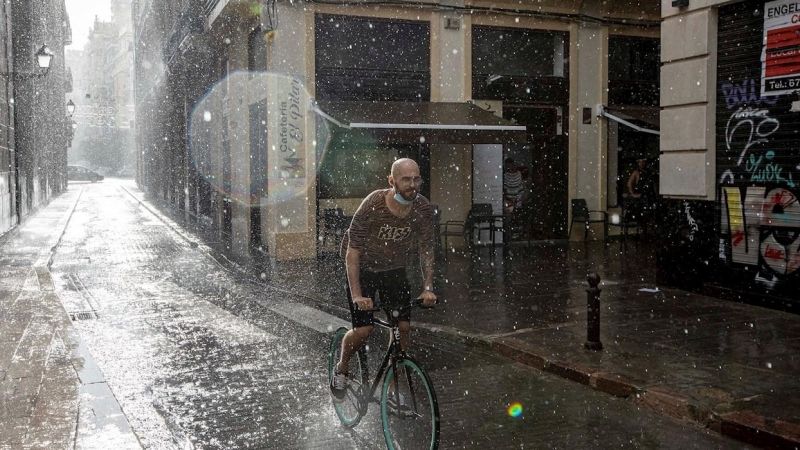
{"left": 585, "top": 272, "right": 603, "bottom": 351}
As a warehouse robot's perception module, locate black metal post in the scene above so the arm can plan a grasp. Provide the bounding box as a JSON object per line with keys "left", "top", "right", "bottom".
{"left": 585, "top": 272, "right": 603, "bottom": 351}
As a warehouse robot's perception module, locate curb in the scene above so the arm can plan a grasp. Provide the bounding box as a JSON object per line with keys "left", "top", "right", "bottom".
{"left": 721, "top": 411, "right": 800, "bottom": 450}
{"left": 424, "top": 327, "right": 800, "bottom": 450}
{"left": 32, "top": 187, "right": 84, "bottom": 274}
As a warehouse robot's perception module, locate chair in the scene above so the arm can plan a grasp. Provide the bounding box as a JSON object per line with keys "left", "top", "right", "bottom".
{"left": 439, "top": 219, "right": 467, "bottom": 256}
{"left": 609, "top": 199, "right": 642, "bottom": 243}
{"left": 466, "top": 203, "right": 503, "bottom": 249}
{"left": 320, "top": 208, "right": 349, "bottom": 249}
{"left": 569, "top": 199, "right": 607, "bottom": 241}
{"left": 431, "top": 204, "right": 468, "bottom": 256}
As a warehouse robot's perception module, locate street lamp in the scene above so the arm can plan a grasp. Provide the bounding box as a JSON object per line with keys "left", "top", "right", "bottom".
{"left": 0, "top": 44, "right": 53, "bottom": 79}
{"left": 67, "top": 99, "right": 75, "bottom": 116}
{"left": 35, "top": 45, "right": 53, "bottom": 70}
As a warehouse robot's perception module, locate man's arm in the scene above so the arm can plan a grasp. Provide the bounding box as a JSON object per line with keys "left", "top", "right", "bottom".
{"left": 346, "top": 246, "right": 372, "bottom": 310}
{"left": 418, "top": 207, "right": 437, "bottom": 307}
{"left": 627, "top": 170, "right": 640, "bottom": 198}
{"left": 418, "top": 245, "right": 437, "bottom": 306}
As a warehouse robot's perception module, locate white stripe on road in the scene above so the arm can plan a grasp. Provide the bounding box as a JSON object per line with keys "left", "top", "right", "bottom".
{"left": 268, "top": 302, "right": 350, "bottom": 334}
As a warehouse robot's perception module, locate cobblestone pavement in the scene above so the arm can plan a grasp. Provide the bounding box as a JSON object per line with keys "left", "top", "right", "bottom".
{"left": 1, "top": 180, "right": 753, "bottom": 448}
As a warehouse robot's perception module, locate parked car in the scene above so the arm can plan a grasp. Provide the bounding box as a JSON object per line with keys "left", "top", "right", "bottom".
{"left": 67, "top": 165, "right": 104, "bottom": 182}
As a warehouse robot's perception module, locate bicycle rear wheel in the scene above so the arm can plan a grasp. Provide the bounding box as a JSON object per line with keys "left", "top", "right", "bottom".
{"left": 328, "top": 327, "right": 366, "bottom": 428}
{"left": 381, "top": 356, "right": 440, "bottom": 450}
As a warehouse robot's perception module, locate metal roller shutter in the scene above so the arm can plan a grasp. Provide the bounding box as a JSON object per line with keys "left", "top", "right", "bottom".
{"left": 716, "top": 0, "right": 800, "bottom": 303}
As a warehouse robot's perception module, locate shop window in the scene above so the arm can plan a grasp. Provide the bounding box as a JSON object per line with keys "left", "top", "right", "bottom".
{"left": 608, "top": 36, "right": 660, "bottom": 106}
{"left": 473, "top": 27, "right": 565, "bottom": 78}
{"left": 315, "top": 14, "right": 430, "bottom": 101}
{"left": 319, "top": 146, "right": 401, "bottom": 199}
{"left": 472, "top": 26, "right": 569, "bottom": 103}
{"left": 609, "top": 36, "right": 659, "bottom": 81}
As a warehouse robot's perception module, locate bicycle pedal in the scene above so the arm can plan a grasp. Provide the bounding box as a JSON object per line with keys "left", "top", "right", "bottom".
{"left": 386, "top": 398, "right": 414, "bottom": 418}
{"left": 389, "top": 406, "right": 416, "bottom": 419}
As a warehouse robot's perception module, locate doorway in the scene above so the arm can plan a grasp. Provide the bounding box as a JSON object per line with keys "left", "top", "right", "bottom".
{"left": 504, "top": 105, "right": 568, "bottom": 240}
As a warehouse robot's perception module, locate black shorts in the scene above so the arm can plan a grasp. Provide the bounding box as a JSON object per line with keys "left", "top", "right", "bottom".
{"left": 347, "top": 267, "right": 412, "bottom": 328}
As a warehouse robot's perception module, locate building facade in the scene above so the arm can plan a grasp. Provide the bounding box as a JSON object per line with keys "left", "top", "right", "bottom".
{"left": 0, "top": 0, "right": 72, "bottom": 237}
{"left": 134, "top": 0, "right": 660, "bottom": 262}
{"left": 660, "top": 0, "right": 800, "bottom": 310}
{"left": 0, "top": 2, "right": 15, "bottom": 235}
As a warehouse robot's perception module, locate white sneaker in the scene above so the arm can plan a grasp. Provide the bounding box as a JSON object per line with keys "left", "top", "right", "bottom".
{"left": 330, "top": 370, "right": 348, "bottom": 402}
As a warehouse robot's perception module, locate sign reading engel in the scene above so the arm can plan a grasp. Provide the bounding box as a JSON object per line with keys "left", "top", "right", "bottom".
{"left": 267, "top": 74, "right": 311, "bottom": 234}
{"left": 762, "top": 0, "right": 800, "bottom": 96}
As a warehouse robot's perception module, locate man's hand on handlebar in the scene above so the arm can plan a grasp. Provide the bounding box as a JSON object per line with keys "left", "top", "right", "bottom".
{"left": 353, "top": 296, "right": 374, "bottom": 311}
{"left": 419, "top": 289, "right": 437, "bottom": 308}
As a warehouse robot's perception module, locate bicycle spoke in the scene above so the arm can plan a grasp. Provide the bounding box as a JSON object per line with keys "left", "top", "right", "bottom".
{"left": 381, "top": 357, "right": 440, "bottom": 450}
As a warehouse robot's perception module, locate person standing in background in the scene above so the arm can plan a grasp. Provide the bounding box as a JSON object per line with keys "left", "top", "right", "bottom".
{"left": 626, "top": 157, "right": 656, "bottom": 230}
{"left": 503, "top": 158, "right": 523, "bottom": 214}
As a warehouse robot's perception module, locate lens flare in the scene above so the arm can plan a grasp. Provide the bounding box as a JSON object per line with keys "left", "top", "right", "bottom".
{"left": 188, "top": 71, "right": 333, "bottom": 212}
{"left": 507, "top": 402, "right": 523, "bottom": 418}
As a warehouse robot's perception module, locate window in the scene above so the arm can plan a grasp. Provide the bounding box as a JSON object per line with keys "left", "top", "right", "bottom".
{"left": 608, "top": 36, "right": 659, "bottom": 82}
{"left": 315, "top": 15, "right": 429, "bottom": 73}
{"left": 473, "top": 27, "right": 566, "bottom": 78}
{"left": 471, "top": 26, "right": 569, "bottom": 103}
{"left": 315, "top": 14, "right": 430, "bottom": 101}
{"left": 608, "top": 36, "right": 660, "bottom": 106}
{"left": 318, "top": 143, "right": 400, "bottom": 199}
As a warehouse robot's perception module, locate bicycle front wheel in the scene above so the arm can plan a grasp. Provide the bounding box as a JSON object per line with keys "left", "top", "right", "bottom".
{"left": 381, "top": 356, "right": 440, "bottom": 450}
{"left": 328, "top": 327, "right": 367, "bottom": 428}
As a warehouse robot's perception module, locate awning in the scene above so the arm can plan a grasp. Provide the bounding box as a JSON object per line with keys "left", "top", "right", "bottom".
{"left": 597, "top": 105, "right": 660, "bottom": 135}
{"left": 312, "top": 101, "right": 527, "bottom": 145}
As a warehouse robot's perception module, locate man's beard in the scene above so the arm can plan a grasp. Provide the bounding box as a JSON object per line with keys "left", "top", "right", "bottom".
{"left": 398, "top": 188, "right": 416, "bottom": 201}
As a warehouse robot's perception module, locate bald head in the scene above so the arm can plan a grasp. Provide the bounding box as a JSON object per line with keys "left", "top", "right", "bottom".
{"left": 391, "top": 158, "right": 419, "bottom": 179}
{"left": 389, "top": 158, "right": 422, "bottom": 203}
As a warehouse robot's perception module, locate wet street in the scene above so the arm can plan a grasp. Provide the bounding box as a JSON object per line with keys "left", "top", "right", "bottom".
{"left": 41, "top": 180, "right": 749, "bottom": 449}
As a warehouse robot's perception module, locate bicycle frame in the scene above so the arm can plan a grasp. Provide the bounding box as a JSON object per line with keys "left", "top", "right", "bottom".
{"left": 359, "top": 313, "right": 406, "bottom": 406}
{"left": 330, "top": 300, "right": 439, "bottom": 449}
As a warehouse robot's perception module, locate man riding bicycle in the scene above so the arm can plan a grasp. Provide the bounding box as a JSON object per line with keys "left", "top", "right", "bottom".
{"left": 330, "top": 158, "right": 437, "bottom": 401}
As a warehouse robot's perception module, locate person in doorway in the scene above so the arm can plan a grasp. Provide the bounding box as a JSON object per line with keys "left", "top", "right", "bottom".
{"left": 330, "top": 158, "right": 437, "bottom": 401}
{"left": 626, "top": 157, "right": 656, "bottom": 229}
{"left": 503, "top": 158, "right": 527, "bottom": 239}
{"left": 503, "top": 158, "right": 523, "bottom": 214}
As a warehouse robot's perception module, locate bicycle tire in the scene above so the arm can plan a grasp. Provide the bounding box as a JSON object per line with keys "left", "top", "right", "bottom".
{"left": 380, "top": 356, "right": 440, "bottom": 450}
{"left": 329, "top": 327, "right": 366, "bottom": 428}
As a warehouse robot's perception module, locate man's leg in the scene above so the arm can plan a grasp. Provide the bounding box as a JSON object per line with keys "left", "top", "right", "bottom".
{"left": 398, "top": 320, "right": 410, "bottom": 352}
{"left": 338, "top": 268, "right": 375, "bottom": 374}
{"left": 338, "top": 325, "right": 373, "bottom": 373}
{"left": 386, "top": 320, "right": 412, "bottom": 359}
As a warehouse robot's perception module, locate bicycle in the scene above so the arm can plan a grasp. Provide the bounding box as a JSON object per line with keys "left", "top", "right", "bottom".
{"left": 328, "top": 299, "right": 440, "bottom": 450}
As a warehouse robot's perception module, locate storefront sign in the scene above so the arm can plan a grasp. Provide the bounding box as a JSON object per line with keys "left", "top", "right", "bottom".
{"left": 267, "top": 74, "right": 311, "bottom": 233}
{"left": 762, "top": 0, "right": 800, "bottom": 96}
